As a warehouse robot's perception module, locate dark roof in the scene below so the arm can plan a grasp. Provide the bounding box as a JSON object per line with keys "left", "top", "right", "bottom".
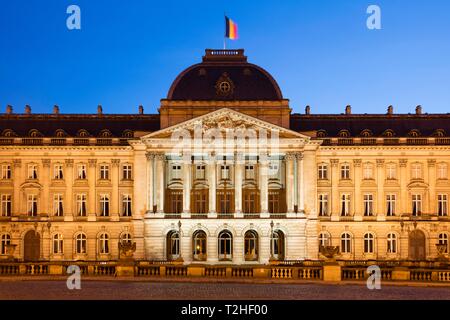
{"left": 167, "top": 49, "right": 283, "bottom": 101}
{"left": 0, "top": 114, "right": 160, "bottom": 137}
{"left": 291, "top": 114, "right": 450, "bottom": 137}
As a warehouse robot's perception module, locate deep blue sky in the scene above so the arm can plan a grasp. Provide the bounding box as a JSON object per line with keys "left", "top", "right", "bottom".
{"left": 1, "top": 0, "right": 449, "bottom": 115}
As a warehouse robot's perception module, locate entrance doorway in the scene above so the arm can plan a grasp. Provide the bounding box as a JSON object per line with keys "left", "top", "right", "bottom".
{"left": 24, "top": 230, "right": 40, "bottom": 261}
{"left": 409, "top": 230, "right": 426, "bottom": 260}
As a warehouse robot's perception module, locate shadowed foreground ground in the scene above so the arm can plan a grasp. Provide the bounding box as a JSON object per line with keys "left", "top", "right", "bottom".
{"left": 1, "top": 280, "right": 450, "bottom": 300}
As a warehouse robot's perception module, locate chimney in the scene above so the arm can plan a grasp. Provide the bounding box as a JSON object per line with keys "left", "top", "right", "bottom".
{"left": 416, "top": 105, "right": 422, "bottom": 115}
{"left": 53, "top": 105, "right": 60, "bottom": 114}
{"left": 5, "top": 105, "right": 13, "bottom": 114}
{"left": 97, "top": 104, "right": 103, "bottom": 115}
{"left": 305, "top": 105, "right": 311, "bottom": 115}
{"left": 25, "top": 105, "right": 31, "bottom": 114}
{"left": 345, "top": 105, "right": 352, "bottom": 115}
{"left": 138, "top": 105, "right": 144, "bottom": 115}
{"left": 387, "top": 105, "right": 394, "bottom": 115}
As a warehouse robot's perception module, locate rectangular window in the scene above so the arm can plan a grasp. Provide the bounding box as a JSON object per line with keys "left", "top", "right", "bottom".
{"left": 53, "top": 164, "right": 64, "bottom": 180}
{"left": 363, "top": 194, "right": 374, "bottom": 216}
{"left": 0, "top": 195, "right": 12, "bottom": 217}
{"left": 77, "top": 164, "right": 87, "bottom": 180}
{"left": 318, "top": 164, "right": 328, "bottom": 180}
{"left": 411, "top": 163, "right": 422, "bottom": 180}
{"left": 269, "top": 190, "right": 285, "bottom": 214}
{"left": 1, "top": 164, "right": 11, "bottom": 180}
{"left": 27, "top": 194, "right": 38, "bottom": 216}
{"left": 122, "top": 194, "right": 132, "bottom": 217}
{"left": 438, "top": 164, "right": 448, "bottom": 180}
{"left": 100, "top": 194, "right": 110, "bottom": 216}
{"left": 53, "top": 194, "right": 64, "bottom": 217}
{"left": 217, "top": 190, "right": 233, "bottom": 215}
{"left": 221, "top": 165, "right": 230, "bottom": 180}
{"left": 100, "top": 165, "right": 109, "bottom": 180}
{"left": 195, "top": 165, "right": 206, "bottom": 180}
{"left": 168, "top": 190, "right": 183, "bottom": 214}
{"left": 76, "top": 194, "right": 87, "bottom": 217}
{"left": 340, "top": 164, "right": 350, "bottom": 180}
{"left": 192, "top": 190, "right": 208, "bottom": 214}
{"left": 243, "top": 190, "right": 259, "bottom": 214}
{"left": 318, "top": 194, "right": 329, "bottom": 216}
{"left": 386, "top": 194, "right": 396, "bottom": 216}
{"left": 341, "top": 194, "right": 351, "bottom": 216}
{"left": 412, "top": 194, "right": 422, "bottom": 216}
{"left": 28, "top": 164, "right": 38, "bottom": 180}
{"left": 363, "top": 164, "right": 373, "bottom": 180}
{"left": 438, "top": 194, "right": 448, "bottom": 217}
{"left": 245, "top": 165, "right": 255, "bottom": 180}
{"left": 122, "top": 164, "right": 132, "bottom": 180}
{"left": 386, "top": 164, "right": 397, "bottom": 180}
{"left": 172, "top": 165, "right": 181, "bottom": 180}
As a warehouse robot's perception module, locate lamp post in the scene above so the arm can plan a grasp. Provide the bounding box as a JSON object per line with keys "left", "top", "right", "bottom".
{"left": 270, "top": 220, "right": 274, "bottom": 261}
{"left": 177, "top": 220, "right": 183, "bottom": 263}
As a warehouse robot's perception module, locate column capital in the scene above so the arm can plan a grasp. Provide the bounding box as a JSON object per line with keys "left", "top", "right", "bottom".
{"left": 42, "top": 159, "right": 51, "bottom": 167}
{"left": 295, "top": 152, "right": 304, "bottom": 160}
{"left": 65, "top": 159, "right": 74, "bottom": 167}
{"left": 353, "top": 159, "right": 362, "bottom": 167}
{"left": 331, "top": 159, "right": 339, "bottom": 167}
{"left": 146, "top": 152, "right": 155, "bottom": 161}
{"left": 376, "top": 159, "right": 385, "bottom": 167}
{"left": 428, "top": 159, "right": 436, "bottom": 167}
{"left": 285, "top": 152, "right": 296, "bottom": 161}
{"left": 399, "top": 159, "right": 408, "bottom": 167}
{"left": 88, "top": 159, "right": 97, "bottom": 167}
{"left": 111, "top": 159, "right": 120, "bottom": 167}
{"left": 155, "top": 153, "right": 165, "bottom": 161}
{"left": 13, "top": 159, "right": 22, "bottom": 168}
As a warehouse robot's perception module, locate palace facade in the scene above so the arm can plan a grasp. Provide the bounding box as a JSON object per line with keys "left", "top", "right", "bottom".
{"left": 1, "top": 49, "right": 450, "bottom": 265}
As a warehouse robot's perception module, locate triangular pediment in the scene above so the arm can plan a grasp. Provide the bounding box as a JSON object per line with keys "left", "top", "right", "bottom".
{"left": 142, "top": 108, "right": 310, "bottom": 141}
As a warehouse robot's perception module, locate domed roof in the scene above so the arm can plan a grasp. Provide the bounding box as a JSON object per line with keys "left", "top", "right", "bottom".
{"left": 167, "top": 49, "right": 283, "bottom": 101}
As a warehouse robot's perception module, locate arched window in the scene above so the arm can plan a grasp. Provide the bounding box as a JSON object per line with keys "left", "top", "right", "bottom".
{"left": 218, "top": 230, "right": 233, "bottom": 261}
{"left": 75, "top": 233, "right": 87, "bottom": 254}
{"left": 98, "top": 233, "right": 109, "bottom": 254}
{"left": 1, "top": 234, "right": 11, "bottom": 255}
{"left": 77, "top": 129, "right": 90, "bottom": 137}
{"left": 99, "top": 129, "right": 112, "bottom": 138}
{"left": 383, "top": 129, "right": 395, "bottom": 137}
{"left": 55, "top": 129, "right": 67, "bottom": 138}
{"left": 192, "top": 230, "right": 207, "bottom": 261}
{"left": 387, "top": 233, "right": 397, "bottom": 254}
{"left": 364, "top": 233, "right": 375, "bottom": 254}
{"left": 244, "top": 230, "right": 258, "bottom": 261}
{"left": 341, "top": 233, "right": 352, "bottom": 254}
{"left": 408, "top": 130, "right": 421, "bottom": 138}
{"left": 439, "top": 233, "right": 449, "bottom": 254}
{"left": 270, "top": 230, "right": 285, "bottom": 260}
{"left": 360, "top": 129, "right": 373, "bottom": 137}
{"left": 122, "top": 130, "right": 134, "bottom": 138}
{"left": 319, "top": 232, "right": 331, "bottom": 248}
{"left": 166, "top": 231, "right": 180, "bottom": 260}
{"left": 52, "top": 234, "right": 64, "bottom": 254}
{"left": 29, "top": 129, "right": 42, "bottom": 137}
{"left": 120, "top": 233, "right": 132, "bottom": 245}
{"left": 434, "top": 129, "right": 446, "bottom": 137}
{"left": 338, "top": 130, "right": 350, "bottom": 138}
{"left": 316, "top": 130, "right": 327, "bottom": 138}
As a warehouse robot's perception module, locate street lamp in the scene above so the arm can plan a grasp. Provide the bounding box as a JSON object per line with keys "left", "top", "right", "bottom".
{"left": 270, "top": 220, "right": 274, "bottom": 260}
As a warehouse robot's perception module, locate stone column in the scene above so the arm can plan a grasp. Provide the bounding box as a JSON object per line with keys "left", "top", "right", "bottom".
{"left": 260, "top": 158, "right": 269, "bottom": 218}
{"left": 155, "top": 154, "right": 165, "bottom": 214}
{"left": 353, "top": 159, "right": 362, "bottom": 221}
{"left": 376, "top": 159, "right": 385, "bottom": 220}
{"left": 428, "top": 159, "right": 436, "bottom": 214}
{"left": 330, "top": 159, "right": 339, "bottom": 219}
{"left": 285, "top": 153, "right": 295, "bottom": 215}
{"left": 296, "top": 153, "right": 305, "bottom": 213}
{"left": 182, "top": 155, "right": 191, "bottom": 217}
{"left": 234, "top": 153, "right": 244, "bottom": 218}
{"left": 41, "top": 159, "right": 51, "bottom": 216}
{"left": 65, "top": 159, "right": 74, "bottom": 221}
{"left": 88, "top": 159, "right": 97, "bottom": 221}
{"left": 111, "top": 159, "right": 120, "bottom": 221}
{"left": 399, "top": 160, "right": 408, "bottom": 215}
{"left": 12, "top": 160, "right": 21, "bottom": 216}
{"left": 208, "top": 156, "right": 217, "bottom": 218}
{"left": 146, "top": 153, "right": 154, "bottom": 213}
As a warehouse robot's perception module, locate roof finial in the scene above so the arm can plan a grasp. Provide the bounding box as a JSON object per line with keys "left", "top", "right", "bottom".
{"left": 138, "top": 105, "right": 144, "bottom": 115}
{"left": 97, "top": 104, "right": 103, "bottom": 115}
{"left": 345, "top": 105, "right": 352, "bottom": 115}
{"left": 25, "top": 105, "right": 31, "bottom": 114}
{"left": 305, "top": 105, "right": 311, "bottom": 115}
{"left": 5, "top": 105, "right": 13, "bottom": 114}
{"left": 416, "top": 105, "right": 422, "bottom": 115}
{"left": 53, "top": 105, "right": 60, "bottom": 114}
{"left": 387, "top": 105, "right": 394, "bottom": 115}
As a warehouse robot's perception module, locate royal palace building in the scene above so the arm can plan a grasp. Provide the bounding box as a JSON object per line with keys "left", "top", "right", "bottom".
{"left": 1, "top": 49, "right": 450, "bottom": 265}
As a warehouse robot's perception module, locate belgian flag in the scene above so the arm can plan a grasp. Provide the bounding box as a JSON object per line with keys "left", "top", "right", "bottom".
{"left": 225, "top": 16, "right": 238, "bottom": 40}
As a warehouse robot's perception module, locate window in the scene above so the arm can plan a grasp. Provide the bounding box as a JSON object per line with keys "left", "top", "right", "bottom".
{"left": 245, "top": 165, "right": 255, "bottom": 180}
{"left": 98, "top": 233, "right": 109, "bottom": 254}
{"left": 167, "top": 190, "right": 183, "bottom": 214}
{"left": 319, "top": 232, "right": 331, "bottom": 248}
{"left": 1, "top": 164, "right": 11, "bottom": 180}
{"left": 220, "top": 165, "right": 230, "bottom": 180}
{"left": 412, "top": 194, "right": 422, "bottom": 216}
{"left": 77, "top": 164, "right": 87, "bottom": 180}
{"left": 195, "top": 165, "right": 206, "bottom": 180}
{"left": 100, "top": 194, "right": 110, "bottom": 217}
{"left": 386, "top": 163, "right": 397, "bottom": 180}
{"left": 318, "top": 164, "right": 328, "bottom": 180}
{"left": 438, "top": 163, "right": 448, "bottom": 180}
{"left": 122, "top": 164, "right": 132, "bottom": 180}
{"left": 386, "top": 194, "right": 396, "bottom": 216}
{"left": 1, "top": 234, "right": 11, "bottom": 255}
{"left": 0, "top": 195, "right": 11, "bottom": 217}
{"left": 340, "top": 164, "right": 350, "bottom": 180}
{"left": 172, "top": 165, "right": 181, "bottom": 180}
{"left": 75, "top": 233, "right": 87, "bottom": 254}
{"left": 341, "top": 194, "right": 351, "bottom": 216}
{"left": 438, "top": 194, "right": 448, "bottom": 217}
{"left": 52, "top": 234, "right": 64, "bottom": 254}
{"left": 270, "top": 230, "right": 285, "bottom": 260}
{"left": 363, "top": 163, "right": 374, "bottom": 180}
{"left": 243, "top": 190, "right": 259, "bottom": 214}
{"left": 27, "top": 164, "right": 38, "bottom": 179}
{"left": 100, "top": 165, "right": 109, "bottom": 180}
{"left": 318, "top": 194, "right": 329, "bottom": 216}
{"left": 122, "top": 194, "right": 132, "bottom": 217}
{"left": 364, "top": 233, "right": 375, "bottom": 254}
{"left": 268, "top": 190, "right": 285, "bottom": 214}
{"left": 363, "top": 194, "right": 374, "bottom": 216}
{"left": 387, "top": 233, "right": 397, "bottom": 254}
{"left": 217, "top": 190, "right": 233, "bottom": 215}
{"left": 121, "top": 233, "right": 132, "bottom": 244}
{"left": 53, "top": 194, "right": 64, "bottom": 217}
{"left": 166, "top": 231, "right": 180, "bottom": 260}
{"left": 76, "top": 194, "right": 87, "bottom": 217}
{"left": 411, "top": 163, "right": 422, "bottom": 180}
{"left": 192, "top": 190, "right": 208, "bottom": 214}
{"left": 218, "top": 230, "right": 233, "bottom": 261}
{"left": 193, "top": 230, "right": 207, "bottom": 261}
{"left": 439, "top": 233, "right": 449, "bottom": 254}
{"left": 269, "top": 162, "right": 280, "bottom": 178}
{"left": 53, "top": 164, "right": 64, "bottom": 180}
{"left": 341, "top": 233, "right": 352, "bottom": 253}
{"left": 27, "top": 194, "right": 38, "bottom": 216}
{"left": 244, "top": 230, "right": 258, "bottom": 261}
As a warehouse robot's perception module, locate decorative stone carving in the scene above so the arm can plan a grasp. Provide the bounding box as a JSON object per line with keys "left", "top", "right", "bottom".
{"left": 215, "top": 72, "right": 235, "bottom": 97}
{"left": 154, "top": 153, "right": 165, "bottom": 161}
{"left": 65, "top": 159, "right": 74, "bottom": 167}
{"left": 146, "top": 153, "right": 155, "bottom": 160}
{"left": 376, "top": 159, "right": 385, "bottom": 167}
{"left": 119, "top": 241, "right": 136, "bottom": 261}
{"left": 42, "top": 159, "right": 51, "bottom": 167}
{"left": 399, "top": 159, "right": 408, "bottom": 167}
{"left": 428, "top": 159, "right": 436, "bottom": 167}
{"left": 330, "top": 159, "right": 339, "bottom": 167}
{"left": 111, "top": 159, "right": 120, "bottom": 167}
{"left": 295, "top": 152, "right": 304, "bottom": 160}
{"left": 353, "top": 159, "right": 362, "bottom": 167}
{"left": 88, "top": 159, "right": 97, "bottom": 167}
{"left": 319, "top": 246, "right": 340, "bottom": 261}
{"left": 285, "top": 152, "right": 296, "bottom": 161}
{"left": 13, "top": 159, "right": 21, "bottom": 168}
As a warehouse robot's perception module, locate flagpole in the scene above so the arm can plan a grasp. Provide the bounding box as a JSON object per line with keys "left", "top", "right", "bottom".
{"left": 223, "top": 13, "right": 226, "bottom": 50}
